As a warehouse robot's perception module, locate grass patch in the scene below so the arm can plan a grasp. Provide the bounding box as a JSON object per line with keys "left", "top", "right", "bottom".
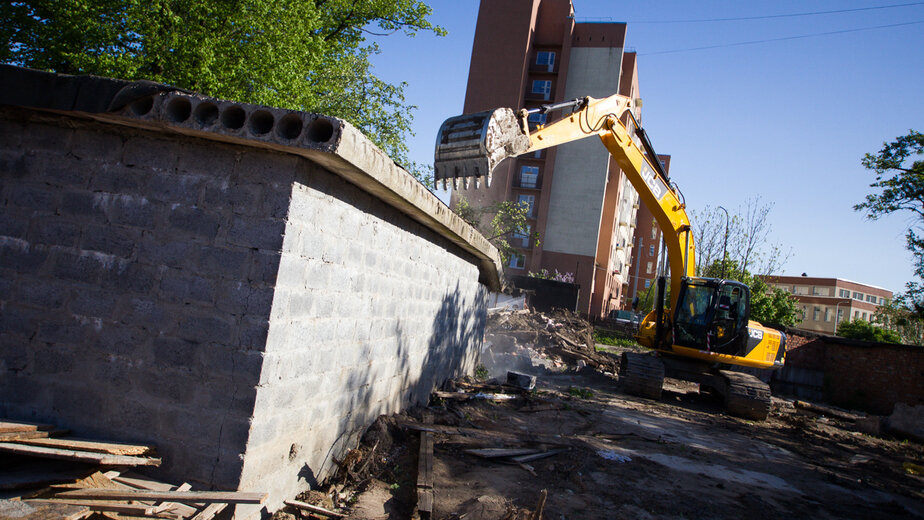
{"left": 593, "top": 329, "right": 639, "bottom": 348}
{"left": 568, "top": 386, "right": 594, "bottom": 399}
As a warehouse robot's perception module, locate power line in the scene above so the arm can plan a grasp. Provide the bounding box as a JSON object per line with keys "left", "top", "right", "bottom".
{"left": 627, "top": 2, "right": 924, "bottom": 24}
{"left": 640, "top": 19, "right": 924, "bottom": 56}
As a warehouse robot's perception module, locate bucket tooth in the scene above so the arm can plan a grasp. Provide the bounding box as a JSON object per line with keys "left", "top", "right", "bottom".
{"left": 434, "top": 108, "right": 530, "bottom": 189}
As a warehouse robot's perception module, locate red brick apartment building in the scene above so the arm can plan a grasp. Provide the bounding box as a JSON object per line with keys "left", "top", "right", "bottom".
{"left": 452, "top": 0, "right": 656, "bottom": 318}
{"left": 764, "top": 275, "right": 893, "bottom": 334}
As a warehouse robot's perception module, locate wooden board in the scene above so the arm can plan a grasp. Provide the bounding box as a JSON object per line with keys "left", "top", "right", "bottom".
{"left": 0, "top": 420, "right": 55, "bottom": 434}
{"left": 0, "top": 460, "right": 96, "bottom": 491}
{"left": 417, "top": 487, "right": 433, "bottom": 515}
{"left": 417, "top": 432, "right": 433, "bottom": 489}
{"left": 464, "top": 448, "right": 541, "bottom": 459}
{"left": 190, "top": 503, "right": 227, "bottom": 520}
{"left": 55, "top": 488, "right": 267, "bottom": 504}
{"left": 0, "top": 429, "right": 67, "bottom": 442}
{"left": 108, "top": 473, "right": 198, "bottom": 517}
{"left": 0, "top": 499, "right": 90, "bottom": 520}
{"left": 11, "top": 437, "right": 155, "bottom": 456}
{"left": 0, "top": 443, "right": 161, "bottom": 466}
{"left": 23, "top": 499, "right": 160, "bottom": 516}
{"left": 284, "top": 499, "right": 345, "bottom": 518}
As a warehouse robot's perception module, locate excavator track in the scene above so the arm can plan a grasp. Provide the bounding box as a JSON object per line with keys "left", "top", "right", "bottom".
{"left": 719, "top": 370, "right": 771, "bottom": 421}
{"left": 619, "top": 352, "right": 664, "bottom": 400}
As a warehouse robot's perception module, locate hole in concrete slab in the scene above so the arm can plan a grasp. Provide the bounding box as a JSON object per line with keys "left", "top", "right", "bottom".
{"left": 249, "top": 110, "right": 274, "bottom": 135}
{"left": 307, "top": 118, "right": 335, "bottom": 143}
{"left": 221, "top": 106, "right": 246, "bottom": 130}
{"left": 277, "top": 114, "right": 303, "bottom": 140}
{"left": 194, "top": 102, "right": 219, "bottom": 127}
{"left": 130, "top": 97, "right": 154, "bottom": 116}
{"left": 166, "top": 97, "right": 192, "bottom": 123}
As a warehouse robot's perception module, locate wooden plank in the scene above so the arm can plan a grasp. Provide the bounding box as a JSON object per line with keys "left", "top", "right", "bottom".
{"left": 23, "top": 499, "right": 161, "bottom": 516}
{"left": 284, "top": 499, "right": 345, "bottom": 518}
{"left": 11, "top": 437, "right": 155, "bottom": 456}
{"left": 0, "top": 443, "right": 161, "bottom": 466}
{"left": 417, "top": 432, "right": 433, "bottom": 489}
{"left": 529, "top": 489, "right": 547, "bottom": 520}
{"left": 0, "top": 429, "right": 68, "bottom": 442}
{"left": 189, "top": 503, "right": 227, "bottom": 520}
{"left": 510, "top": 448, "right": 569, "bottom": 463}
{"left": 0, "top": 461, "right": 96, "bottom": 491}
{"left": 55, "top": 488, "right": 267, "bottom": 504}
{"left": 0, "top": 499, "right": 90, "bottom": 520}
{"left": 151, "top": 482, "right": 192, "bottom": 515}
{"left": 109, "top": 474, "right": 197, "bottom": 517}
{"left": 417, "top": 487, "right": 433, "bottom": 515}
{"left": 0, "top": 420, "right": 55, "bottom": 433}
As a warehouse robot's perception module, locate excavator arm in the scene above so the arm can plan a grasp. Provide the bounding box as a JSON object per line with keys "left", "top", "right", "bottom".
{"left": 435, "top": 94, "right": 696, "bottom": 314}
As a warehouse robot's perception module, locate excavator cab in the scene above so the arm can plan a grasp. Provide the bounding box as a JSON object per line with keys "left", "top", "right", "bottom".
{"left": 673, "top": 278, "right": 750, "bottom": 355}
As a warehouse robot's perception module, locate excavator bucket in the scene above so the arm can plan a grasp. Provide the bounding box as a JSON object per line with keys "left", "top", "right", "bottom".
{"left": 433, "top": 108, "right": 531, "bottom": 190}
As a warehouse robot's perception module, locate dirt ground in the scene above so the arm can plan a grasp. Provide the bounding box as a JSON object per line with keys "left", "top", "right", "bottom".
{"left": 284, "top": 311, "right": 924, "bottom": 520}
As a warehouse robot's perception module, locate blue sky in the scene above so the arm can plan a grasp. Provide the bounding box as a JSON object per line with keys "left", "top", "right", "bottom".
{"left": 369, "top": 1, "right": 924, "bottom": 294}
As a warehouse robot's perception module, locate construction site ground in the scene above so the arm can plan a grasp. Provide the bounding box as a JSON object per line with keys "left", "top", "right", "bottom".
{"left": 314, "top": 310, "right": 924, "bottom": 520}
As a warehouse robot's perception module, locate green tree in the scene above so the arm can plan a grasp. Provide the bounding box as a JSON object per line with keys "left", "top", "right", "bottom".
{"left": 0, "top": 0, "right": 443, "bottom": 180}
{"left": 836, "top": 319, "right": 901, "bottom": 344}
{"left": 453, "top": 196, "right": 539, "bottom": 263}
{"left": 855, "top": 130, "right": 924, "bottom": 311}
{"left": 873, "top": 297, "right": 924, "bottom": 345}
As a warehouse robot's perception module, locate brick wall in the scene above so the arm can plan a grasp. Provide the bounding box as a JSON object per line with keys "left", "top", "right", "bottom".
{"left": 0, "top": 76, "right": 495, "bottom": 514}
{"left": 781, "top": 330, "right": 924, "bottom": 414}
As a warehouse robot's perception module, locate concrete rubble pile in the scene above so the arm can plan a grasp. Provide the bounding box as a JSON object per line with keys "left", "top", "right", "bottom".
{"left": 481, "top": 309, "right": 618, "bottom": 378}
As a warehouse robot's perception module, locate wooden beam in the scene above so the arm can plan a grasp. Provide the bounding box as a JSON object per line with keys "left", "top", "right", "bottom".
{"left": 0, "top": 420, "right": 55, "bottom": 433}
{"left": 11, "top": 437, "right": 155, "bottom": 456}
{"left": 284, "top": 499, "right": 345, "bottom": 518}
{"left": 23, "top": 499, "right": 160, "bottom": 517}
{"left": 190, "top": 503, "right": 227, "bottom": 520}
{"left": 54, "top": 488, "right": 267, "bottom": 504}
{"left": 0, "top": 499, "right": 90, "bottom": 520}
{"left": 0, "top": 443, "right": 160, "bottom": 466}
{"left": 0, "top": 429, "right": 68, "bottom": 442}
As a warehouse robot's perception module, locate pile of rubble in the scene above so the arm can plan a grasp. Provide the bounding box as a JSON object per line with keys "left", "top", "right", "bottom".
{"left": 481, "top": 309, "right": 618, "bottom": 377}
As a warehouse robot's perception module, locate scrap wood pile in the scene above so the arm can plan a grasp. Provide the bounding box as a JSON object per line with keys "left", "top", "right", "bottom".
{"left": 485, "top": 309, "right": 617, "bottom": 373}
{"left": 0, "top": 419, "right": 265, "bottom": 519}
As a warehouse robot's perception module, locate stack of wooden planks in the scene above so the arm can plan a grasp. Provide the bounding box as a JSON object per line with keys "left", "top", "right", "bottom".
{"left": 0, "top": 419, "right": 266, "bottom": 519}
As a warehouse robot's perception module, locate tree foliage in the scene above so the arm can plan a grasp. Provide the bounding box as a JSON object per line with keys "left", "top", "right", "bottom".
{"left": 836, "top": 319, "right": 901, "bottom": 344}
{"left": 0, "top": 0, "right": 443, "bottom": 177}
{"left": 872, "top": 296, "right": 924, "bottom": 346}
{"left": 453, "top": 196, "right": 539, "bottom": 263}
{"left": 855, "top": 130, "right": 924, "bottom": 311}
{"left": 690, "top": 196, "right": 790, "bottom": 279}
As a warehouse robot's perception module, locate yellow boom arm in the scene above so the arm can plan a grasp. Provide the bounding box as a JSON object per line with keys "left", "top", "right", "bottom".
{"left": 516, "top": 95, "right": 696, "bottom": 310}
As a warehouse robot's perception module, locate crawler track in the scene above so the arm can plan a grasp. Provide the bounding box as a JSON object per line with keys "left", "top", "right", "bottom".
{"left": 719, "top": 370, "right": 771, "bottom": 421}
{"left": 619, "top": 352, "right": 665, "bottom": 400}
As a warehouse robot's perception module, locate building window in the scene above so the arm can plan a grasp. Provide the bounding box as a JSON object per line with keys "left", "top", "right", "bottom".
{"left": 813, "top": 287, "right": 830, "bottom": 296}
{"left": 644, "top": 279, "right": 651, "bottom": 289}
{"left": 649, "top": 245, "right": 655, "bottom": 256}
{"left": 853, "top": 291, "right": 864, "bottom": 301}
{"left": 866, "top": 294, "right": 877, "bottom": 303}
{"left": 517, "top": 194, "right": 535, "bottom": 217}
{"left": 837, "top": 308, "right": 844, "bottom": 322}
{"left": 880, "top": 297, "right": 887, "bottom": 305}
{"left": 839, "top": 289, "right": 850, "bottom": 298}
{"left": 650, "top": 226, "right": 657, "bottom": 240}
{"left": 854, "top": 310, "right": 860, "bottom": 319}
{"left": 862, "top": 312, "right": 868, "bottom": 320}
{"left": 531, "top": 80, "right": 551, "bottom": 100}
{"left": 813, "top": 307, "right": 821, "bottom": 321}
{"left": 527, "top": 112, "right": 547, "bottom": 127}
{"left": 519, "top": 165, "right": 539, "bottom": 188}
{"left": 536, "top": 51, "right": 555, "bottom": 71}
{"left": 824, "top": 308, "right": 831, "bottom": 322}
{"left": 512, "top": 224, "right": 531, "bottom": 247}
{"left": 794, "top": 286, "right": 809, "bottom": 295}
{"left": 509, "top": 254, "right": 525, "bottom": 269}
{"left": 646, "top": 261, "right": 653, "bottom": 274}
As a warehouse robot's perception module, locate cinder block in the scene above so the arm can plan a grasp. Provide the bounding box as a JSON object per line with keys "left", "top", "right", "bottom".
{"left": 159, "top": 269, "right": 214, "bottom": 305}
{"left": 88, "top": 165, "right": 149, "bottom": 195}
{"left": 177, "top": 142, "right": 238, "bottom": 176}
{"left": 70, "top": 130, "right": 123, "bottom": 162}
{"left": 22, "top": 123, "right": 73, "bottom": 153}
{"left": 148, "top": 173, "right": 204, "bottom": 206}
{"left": 81, "top": 224, "right": 139, "bottom": 258}
{"left": 11, "top": 184, "right": 55, "bottom": 211}
{"left": 167, "top": 206, "right": 220, "bottom": 239}
{"left": 100, "top": 260, "right": 156, "bottom": 294}
{"left": 16, "top": 279, "right": 67, "bottom": 310}
{"left": 176, "top": 313, "right": 237, "bottom": 345}
{"left": 52, "top": 250, "right": 106, "bottom": 284}
{"left": 139, "top": 238, "right": 193, "bottom": 270}
{"left": 226, "top": 216, "right": 285, "bottom": 251}
{"left": 0, "top": 212, "right": 29, "bottom": 240}
{"left": 122, "top": 137, "right": 178, "bottom": 171}
{"left": 59, "top": 191, "right": 102, "bottom": 218}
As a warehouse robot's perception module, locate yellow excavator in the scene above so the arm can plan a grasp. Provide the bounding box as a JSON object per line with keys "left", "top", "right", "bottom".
{"left": 434, "top": 94, "right": 786, "bottom": 420}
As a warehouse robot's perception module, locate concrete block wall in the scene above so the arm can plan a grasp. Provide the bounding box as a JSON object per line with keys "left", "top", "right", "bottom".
{"left": 781, "top": 330, "right": 924, "bottom": 414}
{"left": 240, "top": 160, "right": 486, "bottom": 502}
{"left": 0, "top": 66, "right": 498, "bottom": 514}
{"left": 0, "top": 110, "right": 277, "bottom": 485}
